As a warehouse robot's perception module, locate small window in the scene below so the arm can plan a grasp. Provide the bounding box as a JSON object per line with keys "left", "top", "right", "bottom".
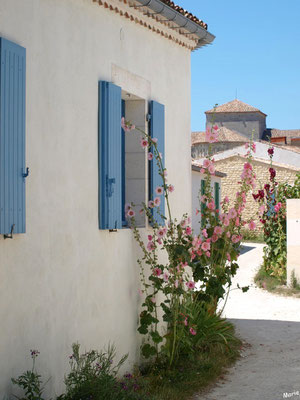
{"left": 98, "top": 81, "right": 165, "bottom": 230}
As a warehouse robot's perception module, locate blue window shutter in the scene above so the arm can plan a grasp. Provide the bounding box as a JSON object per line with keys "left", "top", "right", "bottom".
{"left": 98, "top": 81, "right": 122, "bottom": 230}
{"left": 149, "top": 100, "right": 165, "bottom": 225}
{"left": 0, "top": 38, "right": 26, "bottom": 235}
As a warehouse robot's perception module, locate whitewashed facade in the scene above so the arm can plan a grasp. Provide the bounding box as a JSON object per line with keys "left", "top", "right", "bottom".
{"left": 0, "top": 0, "right": 214, "bottom": 396}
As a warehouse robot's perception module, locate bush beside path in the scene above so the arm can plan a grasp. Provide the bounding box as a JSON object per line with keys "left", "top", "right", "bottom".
{"left": 194, "top": 243, "right": 300, "bottom": 400}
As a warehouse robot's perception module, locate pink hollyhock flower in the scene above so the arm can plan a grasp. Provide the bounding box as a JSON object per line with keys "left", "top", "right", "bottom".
{"left": 154, "top": 197, "right": 161, "bottom": 207}
{"left": 227, "top": 253, "right": 231, "bottom": 262}
{"left": 244, "top": 162, "right": 252, "bottom": 170}
{"left": 249, "top": 220, "right": 256, "bottom": 231}
{"left": 196, "top": 249, "right": 202, "bottom": 256}
{"left": 148, "top": 235, "right": 153, "bottom": 241}
{"left": 163, "top": 272, "right": 169, "bottom": 282}
{"left": 223, "top": 217, "right": 230, "bottom": 226}
{"left": 268, "top": 147, "right": 274, "bottom": 156}
{"left": 245, "top": 143, "right": 249, "bottom": 149}
{"left": 151, "top": 297, "right": 156, "bottom": 303}
{"left": 184, "top": 317, "right": 188, "bottom": 327}
{"left": 195, "top": 209, "right": 200, "bottom": 216}
{"left": 212, "top": 234, "right": 218, "bottom": 243}
{"left": 148, "top": 200, "right": 154, "bottom": 208}
{"left": 214, "top": 226, "right": 223, "bottom": 235}
{"left": 274, "top": 202, "right": 282, "bottom": 212}
{"left": 213, "top": 124, "right": 219, "bottom": 131}
{"left": 208, "top": 164, "right": 215, "bottom": 174}
{"left": 148, "top": 152, "right": 153, "bottom": 161}
{"left": 235, "top": 217, "right": 240, "bottom": 227}
{"left": 226, "top": 231, "right": 231, "bottom": 238}
{"left": 201, "top": 241, "right": 210, "bottom": 252}
{"left": 127, "top": 209, "right": 135, "bottom": 218}
{"left": 152, "top": 138, "right": 158, "bottom": 144}
{"left": 153, "top": 267, "right": 162, "bottom": 276}
{"left": 207, "top": 201, "right": 215, "bottom": 210}
{"left": 186, "top": 281, "right": 196, "bottom": 290}
{"left": 147, "top": 241, "right": 155, "bottom": 251}
{"left": 168, "top": 185, "right": 175, "bottom": 193}
{"left": 175, "top": 280, "right": 179, "bottom": 288}
{"left": 206, "top": 251, "right": 211, "bottom": 257}
{"left": 186, "top": 226, "right": 192, "bottom": 235}
{"left": 200, "top": 195, "right": 207, "bottom": 203}
{"left": 140, "top": 138, "right": 148, "bottom": 148}
{"left": 228, "top": 208, "right": 237, "bottom": 219}
{"left": 157, "top": 228, "right": 166, "bottom": 238}
{"left": 200, "top": 168, "right": 205, "bottom": 174}
{"left": 223, "top": 196, "right": 229, "bottom": 203}
{"left": 251, "top": 143, "right": 256, "bottom": 152}
{"left": 155, "top": 186, "right": 163, "bottom": 195}
{"left": 259, "top": 205, "right": 265, "bottom": 215}
{"left": 121, "top": 117, "right": 135, "bottom": 132}
{"left": 231, "top": 234, "right": 239, "bottom": 244}
{"left": 157, "top": 238, "right": 162, "bottom": 245}
{"left": 202, "top": 229, "right": 208, "bottom": 238}
{"left": 203, "top": 159, "right": 210, "bottom": 168}
{"left": 190, "top": 328, "right": 197, "bottom": 336}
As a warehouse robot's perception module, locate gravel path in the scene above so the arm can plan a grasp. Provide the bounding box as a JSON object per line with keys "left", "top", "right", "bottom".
{"left": 195, "top": 243, "right": 300, "bottom": 400}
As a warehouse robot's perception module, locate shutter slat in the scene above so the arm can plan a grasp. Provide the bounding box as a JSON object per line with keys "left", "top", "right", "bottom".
{"left": 98, "top": 81, "right": 122, "bottom": 230}
{"left": 149, "top": 100, "right": 165, "bottom": 226}
{"left": 0, "top": 38, "right": 26, "bottom": 234}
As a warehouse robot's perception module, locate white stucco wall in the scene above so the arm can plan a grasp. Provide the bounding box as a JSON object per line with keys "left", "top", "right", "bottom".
{"left": 0, "top": 0, "right": 192, "bottom": 396}
{"left": 287, "top": 199, "right": 300, "bottom": 286}
{"left": 192, "top": 170, "right": 222, "bottom": 236}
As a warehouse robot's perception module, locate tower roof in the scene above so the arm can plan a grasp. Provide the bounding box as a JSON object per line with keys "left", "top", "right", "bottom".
{"left": 192, "top": 126, "right": 249, "bottom": 145}
{"left": 205, "top": 99, "right": 267, "bottom": 116}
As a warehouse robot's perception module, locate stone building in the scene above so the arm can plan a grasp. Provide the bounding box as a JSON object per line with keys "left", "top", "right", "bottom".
{"left": 192, "top": 99, "right": 300, "bottom": 158}
{"left": 194, "top": 142, "right": 300, "bottom": 232}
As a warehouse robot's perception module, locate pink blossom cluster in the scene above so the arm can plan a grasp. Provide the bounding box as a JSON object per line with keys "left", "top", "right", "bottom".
{"left": 240, "top": 162, "right": 256, "bottom": 189}
{"left": 205, "top": 125, "right": 219, "bottom": 143}
{"left": 201, "top": 158, "right": 215, "bottom": 175}
{"left": 121, "top": 117, "right": 135, "bottom": 132}
{"left": 245, "top": 142, "right": 256, "bottom": 153}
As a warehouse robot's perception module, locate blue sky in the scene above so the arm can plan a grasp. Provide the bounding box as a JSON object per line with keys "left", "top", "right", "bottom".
{"left": 177, "top": 0, "right": 300, "bottom": 132}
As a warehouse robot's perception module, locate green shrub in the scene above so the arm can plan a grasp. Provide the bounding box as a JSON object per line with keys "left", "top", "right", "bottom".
{"left": 59, "top": 343, "right": 149, "bottom": 400}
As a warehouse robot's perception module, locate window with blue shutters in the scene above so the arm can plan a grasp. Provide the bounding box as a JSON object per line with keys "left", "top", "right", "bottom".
{"left": 98, "top": 81, "right": 165, "bottom": 230}
{"left": 0, "top": 38, "right": 26, "bottom": 236}
{"left": 149, "top": 100, "right": 165, "bottom": 226}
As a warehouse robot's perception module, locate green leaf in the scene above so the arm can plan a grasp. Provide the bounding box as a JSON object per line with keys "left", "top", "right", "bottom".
{"left": 150, "top": 331, "right": 163, "bottom": 344}
{"left": 141, "top": 344, "right": 157, "bottom": 359}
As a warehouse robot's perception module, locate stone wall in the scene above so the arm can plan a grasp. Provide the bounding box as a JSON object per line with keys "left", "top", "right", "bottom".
{"left": 192, "top": 142, "right": 244, "bottom": 159}
{"left": 206, "top": 112, "right": 266, "bottom": 140}
{"left": 214, "top": 156, "right": 299, "bottom": 232}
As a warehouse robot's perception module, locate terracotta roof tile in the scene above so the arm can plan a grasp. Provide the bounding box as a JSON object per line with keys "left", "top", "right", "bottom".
{"left": 159, "top": 0, "right": 208, "bottom": 30}
{"left": 205, "top": 99, "right": 266, "bottom": 116}
{"left": 192, "top": 127, "right": 249, "bottom": 145}
{"left": 268, "top": 129, "right": 300, "bottom": 138}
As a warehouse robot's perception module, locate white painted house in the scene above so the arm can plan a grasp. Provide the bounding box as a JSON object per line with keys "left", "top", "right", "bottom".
{"left": 0, "top": 0, "right": 214, "bottom": 396}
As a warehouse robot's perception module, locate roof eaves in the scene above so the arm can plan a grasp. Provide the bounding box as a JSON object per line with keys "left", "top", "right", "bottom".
{"left": 133, "top": 0, "right": 215, "bottom": 49}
